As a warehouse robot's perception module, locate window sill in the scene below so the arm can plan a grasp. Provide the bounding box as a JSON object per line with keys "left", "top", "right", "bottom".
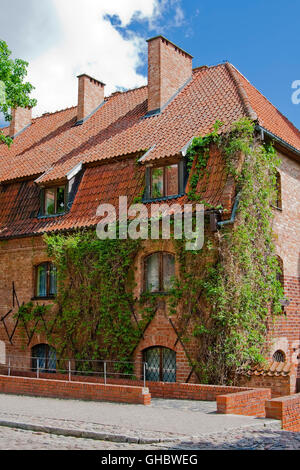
{"left": 31, "top": 296, "right": 56, "bottom": 301}
{"left": 143, "top": 291, "right": 171, "bottom": 296}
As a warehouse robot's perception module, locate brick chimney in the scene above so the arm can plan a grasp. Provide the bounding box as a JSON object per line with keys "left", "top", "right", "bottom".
{"left": 147, "top": 36, "right": 193, "bottom": 115}
{"left": 77, "top": 74, "right": 105, "bottom": 124}
{"left": 9, "top": 107, "right": 32, "bottom": 138}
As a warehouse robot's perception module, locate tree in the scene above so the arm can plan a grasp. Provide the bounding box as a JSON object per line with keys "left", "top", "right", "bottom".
{"left": 0, "top": 40, "right": 37, "bottom": 147}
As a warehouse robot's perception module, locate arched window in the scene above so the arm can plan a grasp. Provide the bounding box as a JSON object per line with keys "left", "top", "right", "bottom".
{"left": 32, "top": 344, "right": 57, "bottom": 373}
{"left": 276, "top": 256, "right": 284, "bottom": 288}
{"left": 272, "top": 350, "right": 286, "bottom": 363}
{"left": 144, "top": 252, "right": 175, "bottom": 293}
{"left": 35, "top": 262, "right": 57, "bottom": 298}
{"left": 275, "top": 172, "right": 282, "bottom": 210}
{"left": 143, "top": 347, "right": 176, "bottom": 382}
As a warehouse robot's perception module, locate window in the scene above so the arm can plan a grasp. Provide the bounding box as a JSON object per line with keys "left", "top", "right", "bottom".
{"left": 44, "top": 186, "right": 66, "bottom": 215}
{"left": 272, "top": 350, "right": 286, "bottom": 363}
{"left": 35, "top": 262, "right": 57, "bottom": 298}
{"left": 32, "top": 344, "right": 57, "bottom": 373}
{"left": 276, "top": 256, "right": 284, "bottom": 287}
{"left": 144, "top": 252, "right": 175, "bottom": 293}
{"left": 274, "top": 172, "right": 282, "bottom": 210}
{"left": 150, "top": 165, "right": 179, "bottom": 199}
{"left": 144, "top": 160, "right": 188, "bottom": 201}
{"left": 144, "top": 347, "right": 176, "bottom": 382}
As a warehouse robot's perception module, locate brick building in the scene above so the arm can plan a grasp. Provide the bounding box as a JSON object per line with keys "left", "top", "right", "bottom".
{"left": 0, "top": 36, "right": 299, "bottom": 389}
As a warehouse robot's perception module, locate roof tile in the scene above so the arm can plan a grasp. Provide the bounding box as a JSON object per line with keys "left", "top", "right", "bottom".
{"left": 0, "top": 62, "right": 299, "bottom": 238}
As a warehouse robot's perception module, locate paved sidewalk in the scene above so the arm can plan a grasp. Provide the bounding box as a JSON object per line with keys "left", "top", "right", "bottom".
{"left": 0, "top": 394, "right": 279, "bottom": 442}
{"left": 0, "top": 394, "right": 299, "bottom": 450}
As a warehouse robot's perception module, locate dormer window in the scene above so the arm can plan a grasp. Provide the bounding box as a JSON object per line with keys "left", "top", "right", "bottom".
{"left": 151, "top": 165, "right": 179, "bottom": 199}
{"left": 144, "top": 160, "right": 187, "bottom": 202}
{"left": 43, "top": 186, "right": 66, "bottom": 216}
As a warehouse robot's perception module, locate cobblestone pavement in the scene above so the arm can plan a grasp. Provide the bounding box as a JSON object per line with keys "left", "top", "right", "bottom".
{"left": 0, "top": 394, "right": 298, "bottom": 450}
{"left": 0, "top": 426, "right": 165, "bottom": 450}
{"left": 0, "top": 425, "right": 299, "bottom": 450}
{"left": 172, "top": 428, "right": 300, "bottom": 450}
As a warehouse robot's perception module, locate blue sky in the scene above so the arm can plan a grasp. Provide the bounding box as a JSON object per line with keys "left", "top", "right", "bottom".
{"left": 0, "top": 0, "right": 299, "bottom": 129}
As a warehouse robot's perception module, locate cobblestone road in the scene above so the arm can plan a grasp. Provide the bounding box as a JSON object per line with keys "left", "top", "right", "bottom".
{"left": 0, "top": 394, "right": 299, "bottom": 450}
{"left": 0, "top": 426, "right": 162, "bottom": 450}
{"left": 0, "top": 425, "right": 299, "bottom": 450}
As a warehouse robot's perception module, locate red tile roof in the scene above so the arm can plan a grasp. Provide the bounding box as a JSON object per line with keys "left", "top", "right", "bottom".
{"left": 0, "top": 152, "right": 230, "bottom": 239}
{"left": 0, "top": 62, "right": 299, "bottom": 239}
{"left": 237, "top": 361, "right": 295, "bottom": 377}
{"left": 232, "top": 66, "right": 300, "bottom": 151}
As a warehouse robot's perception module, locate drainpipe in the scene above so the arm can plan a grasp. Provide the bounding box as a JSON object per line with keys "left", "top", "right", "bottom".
{"left": 217, "top": 192, "right": 241, "bottom": 228}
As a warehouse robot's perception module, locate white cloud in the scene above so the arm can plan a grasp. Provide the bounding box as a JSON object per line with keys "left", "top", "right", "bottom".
{"left": 174, "top": 6, "right": 185, "bottom": 27}
{"left": 27, "top": 0, "right": 163, "bottom": 116}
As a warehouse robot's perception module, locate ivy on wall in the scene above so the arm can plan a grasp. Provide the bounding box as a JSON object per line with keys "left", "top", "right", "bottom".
{"left": 169, "top": 118, "right": 284, "bottom": 384}
{"left": 16, "top": 118, "right": 284, "bottom": 384}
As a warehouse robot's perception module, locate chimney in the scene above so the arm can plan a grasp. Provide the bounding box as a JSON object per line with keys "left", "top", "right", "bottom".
{"left": 147, "top": 36, "right": 193, "bottom": 115}
{"left": 9, "top": 107, "right": 32, "bottom": 138}
{"left": 77, "top": 74, "right": 105, "bottom": 124}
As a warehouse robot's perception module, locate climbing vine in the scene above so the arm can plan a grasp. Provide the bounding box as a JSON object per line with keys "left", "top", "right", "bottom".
{"left": 186, "top": 119, "right": 223, "bottom": 205}
{"left": 168, "top": 118, "right": 284, "bottom": 384}
{"left": 16, "top": 117, "right": 284, "bottom": 385}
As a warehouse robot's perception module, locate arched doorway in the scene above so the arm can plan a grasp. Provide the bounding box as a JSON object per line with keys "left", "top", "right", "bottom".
{"left": 143, "top": 347, "right": 176, "bottom": 382}
{"left": 31, "top": 344, "right": 57, "bottom": 373}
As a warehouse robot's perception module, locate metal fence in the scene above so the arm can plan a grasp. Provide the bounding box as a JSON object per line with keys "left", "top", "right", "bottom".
{"left": 3, "top": 355, "right": 148, "bottom": 388}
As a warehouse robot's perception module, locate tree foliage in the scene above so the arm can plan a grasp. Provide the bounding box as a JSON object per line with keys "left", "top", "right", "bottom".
{"left": 0, "top": 40, "right": 37, "bottom": 147}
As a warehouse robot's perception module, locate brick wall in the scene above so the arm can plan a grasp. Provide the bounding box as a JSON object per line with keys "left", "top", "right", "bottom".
{"left": 0, "top": 151, "right": 300, "bottom": 385}
{"left": 265, "top": 393, "right": 300, "bottom": 431}
{"left": 2, "top": 371, "right": 299, "bottom": 428}
{"left": 9, "top": 107, "right": 32, "bottom": 137}
{"left": 238, "top": 369, "right": 297, "bottom": 397}
{"left": 216, "top": 389, "right": 271, "bottom": 417}
{"left": 270, "top": 151, "right": 300, "bottom": 377}
{"left": 0, "top": 374, "right": 151, "bottom": 405}
{"left": 132, "top": 238, "right": 215, "bottom": 384}
{"left": 0, "top": 368, "right": 251, "bottom": 400}
{"left": 268, "top": 275, "right": 300, "bottom": 377}
{"left": 0, "top": 371, "right": 273, "bottom": 418}
{"left": 77, "top": 74, "right": 104, "bottom": 122}
{"left": 145, "top": 382, "right": 253, "bottom": 401}
{"left": 147, "top": 36, "right": 192, "bottom": 113}
{"left": 0, "top": 236, "right": 56, "bottom": 358}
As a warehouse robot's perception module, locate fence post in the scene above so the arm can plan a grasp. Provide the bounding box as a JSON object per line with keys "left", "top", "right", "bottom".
{"left": 68, "top": 361, "right": 71, "bottom": 382}
{"left": 37, "top": 359, "right": 40, "bottom": 379}
{"left": 8, "top": 357, "right": 10, "bottom": 377}
{"left": 104, "top": 362, "right": 107, "bottom": 385}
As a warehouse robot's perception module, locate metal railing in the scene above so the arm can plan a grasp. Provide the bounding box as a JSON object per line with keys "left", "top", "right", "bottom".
{"left": 4, "top": 355, "right": 148, "bottom": 388}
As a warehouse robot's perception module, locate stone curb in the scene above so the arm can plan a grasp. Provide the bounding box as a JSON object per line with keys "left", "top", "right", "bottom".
{"left": 0, "top": 420, "right": 177, "bottom": 445}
